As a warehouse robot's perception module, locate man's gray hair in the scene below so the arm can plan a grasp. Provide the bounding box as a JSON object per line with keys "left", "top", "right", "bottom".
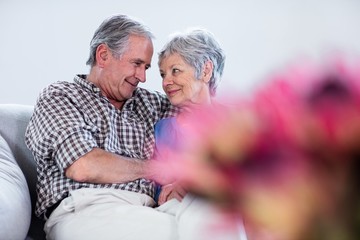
{"left": 86, "top": 14, "right": 154, "bottom": 67}
{"left": 158, "top": 28, "right": 225, "bottom": 96}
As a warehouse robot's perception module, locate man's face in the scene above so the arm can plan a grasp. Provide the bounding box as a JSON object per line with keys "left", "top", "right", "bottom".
{"left": 100, "top": 35, "right": 154, "bottom": 103}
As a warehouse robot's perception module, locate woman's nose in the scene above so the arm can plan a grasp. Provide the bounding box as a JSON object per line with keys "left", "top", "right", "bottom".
{"left": 162, "top": 76, "right": 173, "bottom": 90}
{"left": 162, "top": 74, "right": 173, "bottom": 85}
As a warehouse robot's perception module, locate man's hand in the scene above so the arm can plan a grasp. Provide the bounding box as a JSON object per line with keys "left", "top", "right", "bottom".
{"left": 158, "top": 182, "right": 187, "bottom": 205}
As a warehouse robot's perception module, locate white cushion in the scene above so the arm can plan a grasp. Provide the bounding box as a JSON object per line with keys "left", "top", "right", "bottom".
{"left": 0, "top": 134, "right": 31, "bottom": 240}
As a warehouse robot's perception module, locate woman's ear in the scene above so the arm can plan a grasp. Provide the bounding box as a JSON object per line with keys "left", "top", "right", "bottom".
{"left": 202, "top": 60, "right": 213, "bottom": 83}
{"left": 95, "top": 44, "right": 109, "bottom": 68}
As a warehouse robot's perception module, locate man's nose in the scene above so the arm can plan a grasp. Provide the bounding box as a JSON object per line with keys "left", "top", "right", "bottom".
{"left": 135, "top": 67, "right": 146, "bottom": 83}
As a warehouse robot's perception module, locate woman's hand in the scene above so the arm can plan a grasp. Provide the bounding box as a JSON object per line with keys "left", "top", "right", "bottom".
{"left": 158, "top": 182, "right": 187, "bottom": 205}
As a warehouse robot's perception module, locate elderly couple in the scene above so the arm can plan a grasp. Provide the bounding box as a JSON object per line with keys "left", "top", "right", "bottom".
{"left": 25, "top": 14, "right": 246, "bottom": 240}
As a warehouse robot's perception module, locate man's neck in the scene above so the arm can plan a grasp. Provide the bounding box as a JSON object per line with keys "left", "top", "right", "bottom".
{"left": 86, "top": 70, "right": 126, "bottom": 110}
{"left": 109, "top": 99, "right": 125, "bottom": 110}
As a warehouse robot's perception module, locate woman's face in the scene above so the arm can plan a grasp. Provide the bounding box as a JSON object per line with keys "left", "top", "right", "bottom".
{"left": 159, "top": 53, "right": 210, "bottom": 108}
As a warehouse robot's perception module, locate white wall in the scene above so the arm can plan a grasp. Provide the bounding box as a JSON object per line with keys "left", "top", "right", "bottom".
{"left": 1, "top": 0, "right": 360, "bottom": 105}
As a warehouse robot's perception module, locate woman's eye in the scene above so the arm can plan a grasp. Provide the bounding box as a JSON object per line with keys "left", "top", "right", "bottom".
{"left": 172, "top": 68, "right": 180, "bottom": 74}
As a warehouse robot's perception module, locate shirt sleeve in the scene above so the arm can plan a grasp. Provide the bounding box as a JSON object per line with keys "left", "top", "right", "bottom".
{"left": 158, "top": 92, "right": 179, "bottom": 119}
{"left": 25, "top": 86, "right": 99, "bottom": 173}
{"left": 142, "top": 89, "right": 179, "bottom": 120}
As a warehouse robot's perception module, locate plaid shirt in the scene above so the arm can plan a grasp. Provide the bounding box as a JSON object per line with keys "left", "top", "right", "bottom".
{"left": 25, "top": 75, "right": 177, "bottom": 218}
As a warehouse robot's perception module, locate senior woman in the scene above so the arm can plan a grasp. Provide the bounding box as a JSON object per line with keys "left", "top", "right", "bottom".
{"left": 152, "top": 28, "right": 247, "bottom": 240}
{"left": 154, "top": 28, "right": 225, "bottom": 204}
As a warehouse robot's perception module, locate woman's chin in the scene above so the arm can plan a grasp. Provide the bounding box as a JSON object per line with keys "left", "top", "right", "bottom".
{"left": 168, "top": 98, "right": 182, "bottom": 107}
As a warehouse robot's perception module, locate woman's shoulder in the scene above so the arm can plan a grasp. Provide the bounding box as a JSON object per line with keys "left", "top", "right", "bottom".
{"left": 155, "top": 117, "right": 177, "bottom": 132}
{"left": 154, "top": 117, "right": 179, "bottom": 156}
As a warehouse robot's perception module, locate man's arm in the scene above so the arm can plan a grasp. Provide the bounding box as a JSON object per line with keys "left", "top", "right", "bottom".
{"left": 65, "top": 148, "right": 150, "bottom": 184}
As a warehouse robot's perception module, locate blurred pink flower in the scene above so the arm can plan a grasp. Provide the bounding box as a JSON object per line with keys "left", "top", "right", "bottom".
{"left": 150, "top": 56, "right": 360, "bottom": 240}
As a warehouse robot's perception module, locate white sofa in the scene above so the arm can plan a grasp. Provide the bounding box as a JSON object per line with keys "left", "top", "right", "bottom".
{"left": 0, "top": 104, "right": 46, "bottom": 240}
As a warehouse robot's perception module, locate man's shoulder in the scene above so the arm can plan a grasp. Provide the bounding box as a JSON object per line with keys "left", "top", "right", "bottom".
{"left": 132, "top": 87, "right": 170, "bottom": 106}
{"left": 41, "top": 81, "right": 76, "bottom": 95}
{"left": 130, "top": 88, "right": 179, "bottom": 117}
{"left": 134, "top": 87, "right": 166, "bottom": 99}
{"left": 35, "top": 80, "right": 91, "bottom": 108}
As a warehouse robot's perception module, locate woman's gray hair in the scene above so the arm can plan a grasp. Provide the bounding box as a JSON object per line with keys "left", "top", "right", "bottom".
{"left": 86, "top": 14, "right": 154, "bottom": 67}
{"left": 158, "top": 28, "right": 225, "bottom": 96}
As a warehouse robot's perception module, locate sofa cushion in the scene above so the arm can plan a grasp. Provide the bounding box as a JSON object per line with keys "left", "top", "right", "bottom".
{"left": 0, "top": 104, "right": 36, "bottom": 203}
{"left": 0, "top": 104, "right": 46, "bottom": 239}
{"left": 0, "top": 134, "right": 31, "bottom": 240}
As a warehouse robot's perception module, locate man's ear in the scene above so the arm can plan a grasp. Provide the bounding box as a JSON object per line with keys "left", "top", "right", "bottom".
{"left": 96, "top": 44, "right": 109, "bottom": 68}
{"left": 202, "top": 60, "right": 213, "bottom": 83}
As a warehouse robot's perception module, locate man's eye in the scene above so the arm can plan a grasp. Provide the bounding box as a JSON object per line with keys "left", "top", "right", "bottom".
{"left": 160, "top": 73, "right": 165, "bottom": 79}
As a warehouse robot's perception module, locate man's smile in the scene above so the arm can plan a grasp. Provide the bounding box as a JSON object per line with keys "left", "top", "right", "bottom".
{"left": 125, "top": 79, "right": 138, "bottom": 87}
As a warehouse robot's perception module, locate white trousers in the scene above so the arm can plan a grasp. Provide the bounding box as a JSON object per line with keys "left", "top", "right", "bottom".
{"left": 44, "top": 188, "right": 246, "bottom": 240}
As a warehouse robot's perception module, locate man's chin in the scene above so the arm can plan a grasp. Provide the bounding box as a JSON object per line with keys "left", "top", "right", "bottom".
{"left": 122, "top": 86, "right": 137, "bottom": 98}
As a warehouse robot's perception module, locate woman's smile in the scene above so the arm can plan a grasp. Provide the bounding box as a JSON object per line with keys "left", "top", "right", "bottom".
{"left": 166, "top": 88, "right": 181, "bottom": 97}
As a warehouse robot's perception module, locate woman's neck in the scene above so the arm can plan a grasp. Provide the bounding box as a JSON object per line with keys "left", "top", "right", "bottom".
{"left": 182, "top": 95, "right": 212, "bottom": 112}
